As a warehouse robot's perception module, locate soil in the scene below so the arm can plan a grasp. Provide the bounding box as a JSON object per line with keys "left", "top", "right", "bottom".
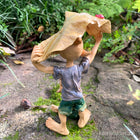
{"left": 0, "top": 53, "right": 140, "bottom": 140}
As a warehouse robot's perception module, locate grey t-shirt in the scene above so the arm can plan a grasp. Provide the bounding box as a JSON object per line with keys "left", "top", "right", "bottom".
{"left": 53, "top": 57, "right": 90, "bottom": 101}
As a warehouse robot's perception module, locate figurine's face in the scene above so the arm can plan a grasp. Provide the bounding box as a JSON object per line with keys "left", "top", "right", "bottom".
{"left": 60, "top": 42, "right": 83, "bottom": 61}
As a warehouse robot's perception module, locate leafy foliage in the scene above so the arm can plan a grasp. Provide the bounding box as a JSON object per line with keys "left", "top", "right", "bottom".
{"left": 80, "top": 0, "right": 140, "bottom": 64}
{"left": 0, "top": 0, "right": 139, "bottom": 64}
{"left": 100, "top": 22, "right": 140, "bottom": 63}
{"left": 0, "top": 0, "right": 77, "bottom": 48}
{"left": 0, "top": 0, "right": 130, "bottom": 46}
{"left": 78, "top": 0, "right": 124, "bottom": 18}
{"left": 133, "top": 0, "right": 140, "bottom": 12}
{"left": 0, "top": 19, "right": 16, "bottom": 49}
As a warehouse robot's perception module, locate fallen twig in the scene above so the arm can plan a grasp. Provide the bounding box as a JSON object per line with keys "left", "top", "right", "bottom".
{"left": 16, "top": 47, "right": 33, "bottom": 54}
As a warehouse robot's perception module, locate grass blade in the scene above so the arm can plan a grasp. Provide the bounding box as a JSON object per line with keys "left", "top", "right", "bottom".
{"left": 0, "top": 60, "right": 25, "bottom": 88}
{"left": 0, "top": 39, "right": 15, "bottom": 50}
{"left": 123, "top": 123, "right": 139, "bottom": 140}
{"left": 0, "top": 93, "right": 10, "bottom": 99}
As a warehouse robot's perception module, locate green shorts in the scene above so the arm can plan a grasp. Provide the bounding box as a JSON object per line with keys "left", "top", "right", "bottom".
{"left": 58, "top": 98, "right": 86, "bottom": 119}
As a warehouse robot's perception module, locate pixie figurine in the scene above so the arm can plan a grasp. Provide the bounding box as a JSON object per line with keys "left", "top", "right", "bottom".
{"left": 31, "top": 11, "right": 111, "bottom": 135}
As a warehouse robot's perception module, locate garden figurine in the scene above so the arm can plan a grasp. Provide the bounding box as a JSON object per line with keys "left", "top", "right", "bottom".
{"left": 31, "top": 11, "right": 111, "bottom": 135}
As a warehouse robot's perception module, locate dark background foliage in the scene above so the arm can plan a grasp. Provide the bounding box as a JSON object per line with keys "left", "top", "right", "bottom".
{"left": 0, "top": 0, "right": 139, "bottom": 64}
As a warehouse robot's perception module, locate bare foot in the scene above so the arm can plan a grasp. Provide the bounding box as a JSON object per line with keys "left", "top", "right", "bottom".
{"left": 78, "top": 109, "right": 91, "bottom": 128}
{"left": 46, "top": 117, "right": 69, "bottom": 135}
{"left": 51, "top": 104, "right": 58, "bottom": 113}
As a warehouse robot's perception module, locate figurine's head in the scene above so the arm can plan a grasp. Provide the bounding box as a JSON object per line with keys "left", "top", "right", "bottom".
{"left": 57, "top": 37, "right": 90, "bottom": 61}
{"left": 35, "top": 11, "right": 111, "bottom": 63}
{"left": 59, "top": 40, "right": 83, "bottom": 61}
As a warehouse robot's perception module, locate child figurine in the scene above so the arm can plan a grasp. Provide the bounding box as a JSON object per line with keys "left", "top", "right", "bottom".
{"left": 31, "top": 11, "right": 111, "bottom": 135}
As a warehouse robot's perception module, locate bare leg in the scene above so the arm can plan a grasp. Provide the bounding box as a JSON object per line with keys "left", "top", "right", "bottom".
{"left": 51, "top": 104, "right": 58, "bottom": 113}
{"left": 78, "top": 109, "right": 91, "bottom": 128}
{"left": 46, "top": 112, "right": 69, "bottom": 135}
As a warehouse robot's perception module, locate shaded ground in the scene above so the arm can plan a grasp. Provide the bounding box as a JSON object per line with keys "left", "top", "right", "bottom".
{"left": 0, "top": 53, "right": 140, "bottom": 140}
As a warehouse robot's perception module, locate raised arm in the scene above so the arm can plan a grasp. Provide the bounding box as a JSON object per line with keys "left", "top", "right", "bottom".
{"left": 86, "top": 32, "right": 103, "bottom": 64}
{"left": 31, "top": 45, "right": 54, "bottom": 74}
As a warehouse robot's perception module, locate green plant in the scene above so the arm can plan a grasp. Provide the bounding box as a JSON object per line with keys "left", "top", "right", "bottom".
{"left": 0, "top": 0, "right": 139, "bottom": 65}
{"left": 80, "top": 0, "right": 139, "bottom": 64}
{"left": 78, "top": 0, "right": 124, "bottom": 18}
{"left": 132, "top": 0, "right": 140, "bottom": 12}
{"left": 101, "top": 22, "right": 140, "bottom": 63}
{"left": 16, "top": 4, "right": 40, "bottom": 35}
{"left": 84, "top": 20, "right": 139, "bottom": 64}
{"left": 0, "top": 0, "right": 78, "bottom": 48}
{"left": 117, "top": 0, "right": 135, "bottom": 22}
{"left": 0, "top": 19, "right": 16, "bottom": 49}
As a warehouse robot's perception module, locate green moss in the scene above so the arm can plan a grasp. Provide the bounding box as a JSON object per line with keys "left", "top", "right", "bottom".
{"left": 58, "top": 119, "right": 97, "bottom": 140}
{"left": 50, "top": 84, "right": 61, "bottom": 102}
{"left": 33, "top": 84, "right": 61, "bottom": 112}
{"left": 48, "top": 75, "right": 53, "bottom": 79}
{"left": 4, "top": 132, "right": 19, "bottom": 140}
{"left": 65, "top": 135, "right": 84, "bottom": 140}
